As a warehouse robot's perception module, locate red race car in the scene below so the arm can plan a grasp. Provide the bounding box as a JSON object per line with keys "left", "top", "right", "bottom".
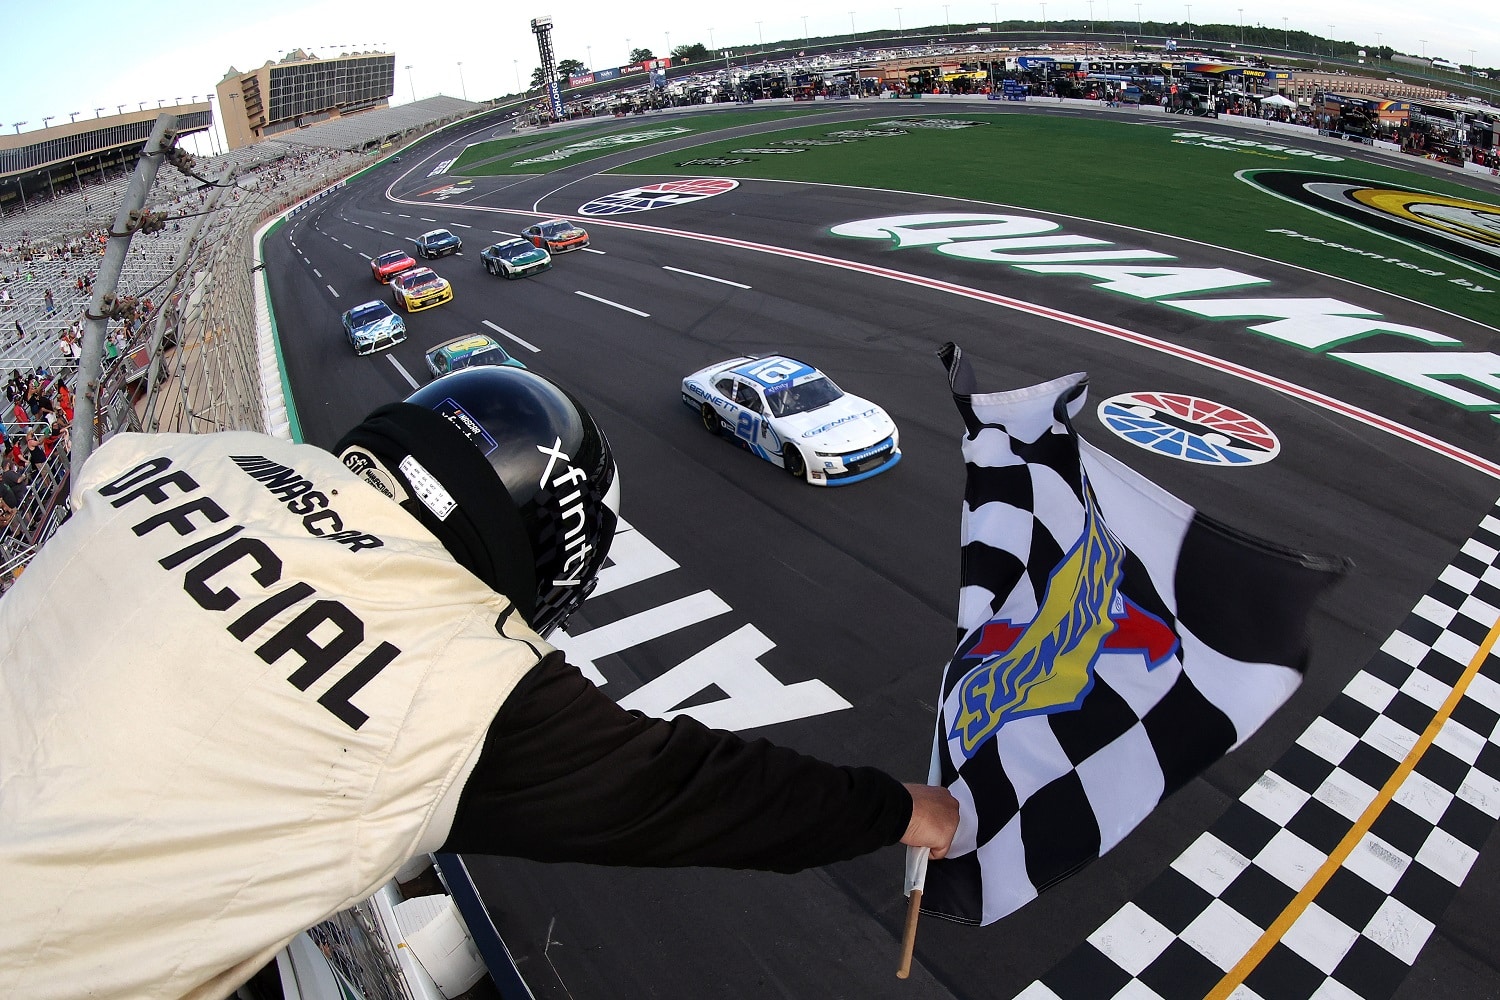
{"left": 371, "top": 249, "right": 417, "bottom": 283}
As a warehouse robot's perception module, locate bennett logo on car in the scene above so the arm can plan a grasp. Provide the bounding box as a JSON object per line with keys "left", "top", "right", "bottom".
{"left": 1097, "top": 391, "right": 1280, "bottom": 465}
{"left": 579, "top": 179, "right": 739, "bottom": 216}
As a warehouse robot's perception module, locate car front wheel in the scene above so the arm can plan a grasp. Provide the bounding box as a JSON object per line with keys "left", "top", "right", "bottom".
{"left": 700, "top": 403, "right": 720, "bottom": 435}
{"left": 783, "top": 445, "right": 807, "bottom": 481}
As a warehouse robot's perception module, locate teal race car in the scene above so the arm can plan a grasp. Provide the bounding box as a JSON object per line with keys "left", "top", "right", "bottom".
{"left": 480, "top": 237, "right": 552, "bottom": 278}
{"left": 424, "top": 334, "right": 528, "bottom": 380}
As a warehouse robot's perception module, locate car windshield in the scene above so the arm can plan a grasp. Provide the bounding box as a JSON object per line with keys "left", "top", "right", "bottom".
{"left": 495, "top": 241, "right": 534, "bottom": 259}
{"left": 349, "top": 305, "right": 389, "bottom": 326}
{"left": 764, "top": 375, "right": 843, "bottom": 417}
{"left": 398, "top": 271, "right": 438, "bottom": 289}
{"left": 452, "top": 347, "right": 512, "bottom": 370}
{"left": 424, "top": 231, "right": 453, "bottom": 242}
{"left": 540, "top": 221, "right": 573, "bottom": 236}
{"left": 377, "top": 252, "right": 409, "bottom": 266}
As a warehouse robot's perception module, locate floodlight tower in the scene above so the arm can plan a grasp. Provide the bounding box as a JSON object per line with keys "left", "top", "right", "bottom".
{"left": 531, "top": 15, "right": 563, "bottom": 120}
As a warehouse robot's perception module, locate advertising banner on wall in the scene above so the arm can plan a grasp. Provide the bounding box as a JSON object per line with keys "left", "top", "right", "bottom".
{"left": 547, "top": 81, "right": 563, "bottom": 118}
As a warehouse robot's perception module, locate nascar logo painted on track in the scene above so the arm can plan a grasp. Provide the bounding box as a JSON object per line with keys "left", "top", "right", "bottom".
{"left": 949, "top": 485, "right": 1177, "bottom": 758}
{"left": 1240, "top": 170, "right": 1500, "bottom": 277}
{"left": 1097, "top": 391, "right": 1281, "bottom": 465}
{"left": 578, "top": 179, "right": 739, "bottom": 216}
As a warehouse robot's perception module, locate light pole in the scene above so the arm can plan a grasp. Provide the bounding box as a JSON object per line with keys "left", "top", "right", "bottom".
{"left": 757, "top": 21, "right": 764, "bottom": 50}
{"left": 43, "top": 116, "right": 55, "bottom": 129}
{"left": 894, "top": 8, "right": 902, "bottom": 34}
{"left": 1282, "top": 16, "right": 1288, "bottom": 50}
{"left": 1470, "top": 49, "right": 1477, "bottom": 86}
{"left": 944, "top": 4, "right": 950, "bottom": 34}
{"left": 1041, "top": 3, "right": 1047, "bottom": 31}
{"left": 1238, "top": 8, "right": 1243, "bottom": 43}
{"left": 665, "top": 31, "right": 671, "bottom": 56}
{"left": 1326, "top": 25, "right": 1334, "bottom": 58}
{"left": 513, "top": 60, "right": 520, "bottom": 92}
{"left": 850, "top": 11, "right": 857, "bottom": 40}
{"left": 69, "top": 111, "right": 80, "bottom": 123}
{"left": 1420, "top": 39, "right": 1427, "bottom": 59}
{"left": 94, "top": 107, "right": 104, "bottom": 118}
{"left": 992, "top": 3, "right": 998, "bottom": 29}
{"left": 405, "top": 64, "right": 415, "bottom": 103}
{"left": 706, "top": 29, "right": 712, "bottom": 52}
{"left": 1185, "top": 4, "right": 1192, "bottom": 38}
{"left": 1135, "top": 2, "right": 1142, "bottom": 34}
{"left": 1087, "top": 0, "right": 1094, "bottom": 32}
{"left": 11, "top": 122, "right": 25, "bottom": 134}
{"left": 458, "top": 61, "right": 466, "bottom": 99}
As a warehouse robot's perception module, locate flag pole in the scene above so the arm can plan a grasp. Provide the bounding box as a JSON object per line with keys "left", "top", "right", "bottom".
{"left": 896, "top": 887, "right": 923, "bottom": 978}
{"left": 897, "top": 845, "right": 930, "bottom": 978}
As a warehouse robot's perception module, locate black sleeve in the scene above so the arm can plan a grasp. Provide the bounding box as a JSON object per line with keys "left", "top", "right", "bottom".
{"left": 439, "top": 652, "right": 912, "bottom": 873}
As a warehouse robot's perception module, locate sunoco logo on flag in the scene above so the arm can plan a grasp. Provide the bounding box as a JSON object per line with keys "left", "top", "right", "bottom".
{"left": 918, "top": 343, "right": 1346, "bottom": 926}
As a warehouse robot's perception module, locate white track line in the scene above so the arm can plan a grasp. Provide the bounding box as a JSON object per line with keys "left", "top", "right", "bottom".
{"left": 483, "top": 319, "right": 540, "bottom": 353}
{"left": 387, "top": 355, "right": 420, "bottom": 388}
{"left": 662, "top": 265, "right": 750, "bottom": 289}
{"left": 327, "top": 285, "right": 339, "bottom": 298}
{"left": 574, "top": 291, "right": 649, "bottom": 317}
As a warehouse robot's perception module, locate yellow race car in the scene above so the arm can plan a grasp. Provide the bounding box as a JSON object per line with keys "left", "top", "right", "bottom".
{"left": 390, "top": 266, "right": 453, "bottom": 313}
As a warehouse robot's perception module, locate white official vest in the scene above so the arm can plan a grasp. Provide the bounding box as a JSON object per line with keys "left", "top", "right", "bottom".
{"left": 0, "top": 432, "right": 548, "bottom": 999}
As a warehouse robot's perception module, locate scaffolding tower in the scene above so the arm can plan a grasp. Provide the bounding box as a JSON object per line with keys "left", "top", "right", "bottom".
{"left": 531, "top": 16, "right": 564, "bottom": 120}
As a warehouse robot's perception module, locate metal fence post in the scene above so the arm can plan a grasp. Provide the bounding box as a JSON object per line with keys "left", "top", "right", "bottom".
{"left": 72, "top": 112, "right": 176, "bottom": 477}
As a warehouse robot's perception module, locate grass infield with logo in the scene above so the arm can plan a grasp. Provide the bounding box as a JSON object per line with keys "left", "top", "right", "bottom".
{"left": 611, "top": 112, "right": 1500, "bottom": 327}
{"left": 450, "top": 110, "right": 823, "bottom": 176}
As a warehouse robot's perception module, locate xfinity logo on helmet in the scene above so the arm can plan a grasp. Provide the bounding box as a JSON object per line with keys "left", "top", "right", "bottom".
{"left": 537, "top": 436, "right": 594, "bottom": 587}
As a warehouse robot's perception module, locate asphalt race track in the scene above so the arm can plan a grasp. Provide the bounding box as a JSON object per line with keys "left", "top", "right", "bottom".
{"left": 263, "top": 101, "right": 1500, "bottom": 999}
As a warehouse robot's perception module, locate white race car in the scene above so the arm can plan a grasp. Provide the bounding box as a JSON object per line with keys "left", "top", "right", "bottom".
{"left": 681, "top": 355, "right": 900, "bottom": 485}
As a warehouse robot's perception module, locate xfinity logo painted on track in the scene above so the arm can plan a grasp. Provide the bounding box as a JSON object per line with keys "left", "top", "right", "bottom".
{"left": 1169, "top": 130, "right": 1344, "bottom": 162}
{"left": 578, "top": 178, "right": 739, "bottom": 216}
{"left": 513, "top": 126, "right": 692, "bottom": 166}
{"left": 1097, "top": 392, "right": 1281, "bottom": 465}
{"left": 831, "top": 212, "right": 1500, "bottom": 428}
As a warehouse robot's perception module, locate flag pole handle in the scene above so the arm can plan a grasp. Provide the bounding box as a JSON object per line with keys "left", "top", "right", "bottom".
{"left": 896, "top": 888, "right": 922, "bottom": 979}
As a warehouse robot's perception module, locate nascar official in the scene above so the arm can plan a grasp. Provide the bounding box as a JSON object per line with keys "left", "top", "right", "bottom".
{"left": 0, "top": 365, "right": 958, "bottom": 1000}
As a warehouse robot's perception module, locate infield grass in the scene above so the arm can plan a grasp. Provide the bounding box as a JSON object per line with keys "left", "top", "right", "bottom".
{"left": 611, "top": 111, "right": 1500, "bottom": 327}
{"left": 451, "top": 110, "right": 824, "bottom": 176}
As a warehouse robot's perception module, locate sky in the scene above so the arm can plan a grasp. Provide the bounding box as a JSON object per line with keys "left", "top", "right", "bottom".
{"left": 3, "top": 0, "right": 1495, "bottom": 155}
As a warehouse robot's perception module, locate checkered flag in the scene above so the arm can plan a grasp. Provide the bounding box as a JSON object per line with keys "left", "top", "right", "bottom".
{"left": 920, "top": 344, "right": 1347, "bottom": 926}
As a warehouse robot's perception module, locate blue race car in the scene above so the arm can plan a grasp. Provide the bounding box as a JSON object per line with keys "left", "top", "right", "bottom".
{"left": 341, "top": 300, "right": 407, "bottom": 356}
{"left": 414, "top": 228, "right": 462, "bottom": 258}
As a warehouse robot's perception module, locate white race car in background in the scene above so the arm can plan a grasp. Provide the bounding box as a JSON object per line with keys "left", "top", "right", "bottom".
{"left": 682, "top": 355, "right": 901, "bottom": 485}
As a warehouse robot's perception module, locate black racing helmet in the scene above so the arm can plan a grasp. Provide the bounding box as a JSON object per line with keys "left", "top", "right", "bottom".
{"left": 339, "top": 366, "right": 618, "bottom": 637}
{"left": 410, "top": 366, "right": 619, "bottom": 636}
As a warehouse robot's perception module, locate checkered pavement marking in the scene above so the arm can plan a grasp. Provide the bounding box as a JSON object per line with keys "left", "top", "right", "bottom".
{"left": 1017, "top": 512, "right": 1500, "bottom": 1000}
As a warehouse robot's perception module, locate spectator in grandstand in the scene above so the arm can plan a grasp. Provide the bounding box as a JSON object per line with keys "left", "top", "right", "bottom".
{"left": 0, "top": 365, "right": 958, "bottom": 1000}
{"left": 58, "top": 329, "right": 78, "bottom": 363}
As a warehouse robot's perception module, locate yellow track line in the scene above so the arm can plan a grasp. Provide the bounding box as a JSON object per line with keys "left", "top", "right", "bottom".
{"left": 1206, "top": 616, "right": 1500, "bottom": 999}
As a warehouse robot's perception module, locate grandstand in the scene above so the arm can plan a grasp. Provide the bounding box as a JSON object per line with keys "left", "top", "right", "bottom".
{"left": 0, "top": 96, "right": 485, "bottom": 592}
{"left": 266, "top": 95, "right": 485, "bottom": 151}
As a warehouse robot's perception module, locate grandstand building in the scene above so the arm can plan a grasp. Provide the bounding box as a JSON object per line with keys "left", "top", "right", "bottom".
{"left": 0, "top": 105, "right": 213, "bottom": 215}
{"left": 216, "top": 50, "right": 396, "bottom": 150}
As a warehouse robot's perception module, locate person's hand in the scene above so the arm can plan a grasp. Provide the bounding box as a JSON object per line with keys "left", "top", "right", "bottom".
{"left": 901, "top": 782, "right": 959, "bottom": 860}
